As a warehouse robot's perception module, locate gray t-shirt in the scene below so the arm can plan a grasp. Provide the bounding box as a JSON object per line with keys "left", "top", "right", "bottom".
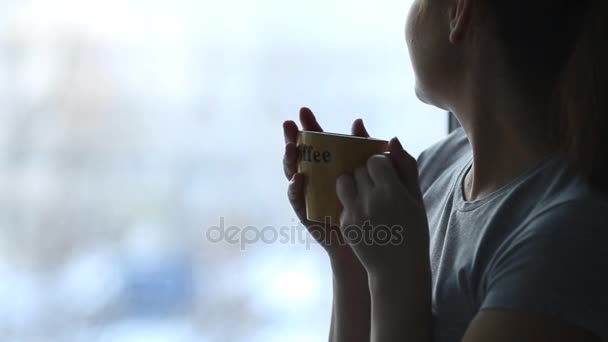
{"left": 417, "top": 127, "right": 608, "bottom": 342}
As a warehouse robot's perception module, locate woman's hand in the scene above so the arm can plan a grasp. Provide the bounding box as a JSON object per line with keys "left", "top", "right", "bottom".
{"left": 283, "top": 108, "right": 372, "bottom": 342}
{"left": 335, "top": 137, "right": 430, "bottom": 278}
{"left": 335, "top": 138, "right": 432, "bottom": 342}
{"left": 283, "top": 107, "right": 370, "bottom": 268}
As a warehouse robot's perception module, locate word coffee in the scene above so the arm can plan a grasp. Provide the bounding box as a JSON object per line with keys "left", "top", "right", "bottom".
{"left": 298, "top": 144, "right": 332, "bottom": 163}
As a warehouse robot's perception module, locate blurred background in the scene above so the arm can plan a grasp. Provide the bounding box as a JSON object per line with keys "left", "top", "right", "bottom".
{"left": 0, "top": 0, "right": 447, "bottom": 341}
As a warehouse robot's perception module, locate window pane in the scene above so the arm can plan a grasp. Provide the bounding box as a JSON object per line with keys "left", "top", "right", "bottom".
{"left": 0, "top": 1, "right": 446, "bottom": 341}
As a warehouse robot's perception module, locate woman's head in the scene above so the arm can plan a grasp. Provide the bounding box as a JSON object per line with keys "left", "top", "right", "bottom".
{"left": 405, "top": 0, "right": 608, "bottom": 194}
{"left": 405, "top": 0, "right": 595, "bottom": 107}
{"left": 404, "top": 0, "right": 457, "bottom": 109}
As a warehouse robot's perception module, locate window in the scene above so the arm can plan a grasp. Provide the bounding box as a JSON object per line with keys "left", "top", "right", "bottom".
{"left": 449, "top": 112, "right": 462, "bottom": 133}
{"left": 0, "top": 1, "right": 447, "bottom": 341}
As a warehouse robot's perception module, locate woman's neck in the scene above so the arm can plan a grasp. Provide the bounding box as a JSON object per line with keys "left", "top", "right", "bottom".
{"left": 461, "top": 125, "right": 557, "bottom": 202}
{"left": 453, "top": 79, "right": 559, "bottom": 202}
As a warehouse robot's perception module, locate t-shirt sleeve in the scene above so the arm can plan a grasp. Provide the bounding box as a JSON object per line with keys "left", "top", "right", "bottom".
{"left": 481, "top": 199, "right": 608, "bottom": 340}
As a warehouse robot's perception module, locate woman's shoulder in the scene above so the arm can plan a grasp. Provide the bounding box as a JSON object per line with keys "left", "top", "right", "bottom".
{"left": 500, "top": 174, "right": 608, "bottom": 255}
{"left": 482, "top": 195, "right": 608, "bottom": 342}
{"left": 526, "top": 156, "right": 608, "bottom": 222}
{"left": 523, "top": 195, "right": 608, "bottom": 237}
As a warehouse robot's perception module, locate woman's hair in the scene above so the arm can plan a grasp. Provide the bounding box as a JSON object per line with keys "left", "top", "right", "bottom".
{"left": 479, "top": 0, "right": 608, "bottom": 195}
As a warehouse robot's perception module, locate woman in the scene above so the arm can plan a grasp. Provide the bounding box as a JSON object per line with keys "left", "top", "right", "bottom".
{"left": 282, "top": 0, "right": 607, "bottom": 341}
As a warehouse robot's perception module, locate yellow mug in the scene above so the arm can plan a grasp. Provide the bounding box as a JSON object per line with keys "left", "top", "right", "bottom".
{"left": 297, "top": 131, "right": 389, "bottom": 225}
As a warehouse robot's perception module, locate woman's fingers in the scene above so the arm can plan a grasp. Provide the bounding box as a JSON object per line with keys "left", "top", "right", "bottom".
{"left": 287, "top": 172, "right": 309, "bottom": 224}
{"left": 388, "top": 137, "right": 424, "bottom": 202}
{"left": 284, "top": 108, "right": 323, "bottom": 181}
{"left": 336, "top": 174, "right": 358, "bottom": 210}
{"left": 289, "top": 172, "right": 344, "bottom": 247}
{"left": 366, "top": 155, "right": 402, "bottom": 187}
{"left": 283, "top": 120, "right": 300, "bottom": 180}
{"left": 283, "top": 142, "right": 298, "bottom": 180}
{"left": 299, "top": 107, "right": 324, "bottom": 132}
{"left": 354, "top": 166, "right": 373, "bottom": 198}
{"left": 283, "top": 120, "right": 299, "bottom": 144}
{"left": 351, "top": 118, "right": 370, "bottom": 138}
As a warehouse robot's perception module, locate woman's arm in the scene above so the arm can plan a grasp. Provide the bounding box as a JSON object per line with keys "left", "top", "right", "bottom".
{"left": 334, "top": 139, "right": 434, "bottom": 342}
{"left": 367, "top": 261, "right": 432, "bottom": 342}
{"left": 282, "top": 109, "right": 374, "bottom": 341}
{"left": 463, "top": 200, "right": 608, "bottom": 342}
{"left": 329, "top": 259, "right": 371, "bottom": 342}
{"left": 462, "top": 310, "right": 601, "bottom": 342}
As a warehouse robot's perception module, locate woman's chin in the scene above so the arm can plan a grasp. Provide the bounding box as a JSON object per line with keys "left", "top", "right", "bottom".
{"left": 415, "top": 84, "right": 449, "bottom": 111}
{"left": 414, "top": 84, "right": 433, "bottom": 105}
{"left": 414, "top": 87, "right": 426, "bottom": 103}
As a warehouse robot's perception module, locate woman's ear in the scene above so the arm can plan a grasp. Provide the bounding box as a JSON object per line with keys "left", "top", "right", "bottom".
{"left": 449, "top": 0, "right": 474, "bottom": 44}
